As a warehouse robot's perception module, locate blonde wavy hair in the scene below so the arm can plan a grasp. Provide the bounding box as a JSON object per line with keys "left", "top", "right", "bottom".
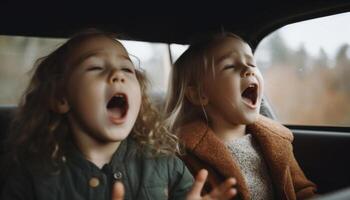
{"left": 165, "top": 32, "right": 244, "bottom": 131}
{"left": 7, "top": 29, "right": 179, "bottom": 171}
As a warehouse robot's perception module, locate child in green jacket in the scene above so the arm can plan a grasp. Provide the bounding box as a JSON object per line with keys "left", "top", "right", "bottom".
{"left": 1, "top": 29, "right": 237, "bottom": 200}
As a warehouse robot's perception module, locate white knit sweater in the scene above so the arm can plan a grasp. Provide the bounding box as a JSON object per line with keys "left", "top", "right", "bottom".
{"left": 225, "top": 134, "right": 275, "bottom": 200}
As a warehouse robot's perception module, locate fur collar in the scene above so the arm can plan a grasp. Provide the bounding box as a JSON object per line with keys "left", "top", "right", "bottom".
{"left": 178, "top": 115, "right": 293, "bottom": 199}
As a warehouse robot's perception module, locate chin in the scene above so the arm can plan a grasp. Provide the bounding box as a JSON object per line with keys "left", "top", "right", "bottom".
{"left": 111, "top": 135, "right": 129, "bottom": 142}
{"left": 112, "top": 131, "right": 131, "bottom": 141}
{"left": 102, "top": 129, "right": 131, "bottom": 143}
{"left": 243, "top": 113, "right": 259, "bottom": 124}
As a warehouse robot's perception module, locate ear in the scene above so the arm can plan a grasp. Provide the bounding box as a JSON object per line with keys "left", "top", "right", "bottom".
{"left": 52, "top": 98, "right": 70, "bottom": 114}
{"left": 185, "top": 86, "right": 209, "bottom": 106}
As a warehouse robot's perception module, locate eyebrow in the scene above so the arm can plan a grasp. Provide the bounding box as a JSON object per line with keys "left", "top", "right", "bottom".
{"left": 74, "top": 49, "right": 132, "bottom": 66}
{"left": 215, "top": 50, "right": 255, "bottom": 65}
{"left": 75, "top": 50, "right": 103, "bottom": 65}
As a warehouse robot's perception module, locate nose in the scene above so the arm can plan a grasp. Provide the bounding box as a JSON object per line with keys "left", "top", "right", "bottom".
{"left": 109, "top": 70, "right": 125, "bottom": 84}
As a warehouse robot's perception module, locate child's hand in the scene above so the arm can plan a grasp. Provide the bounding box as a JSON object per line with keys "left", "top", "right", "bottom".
{"left": 186, "top": 169, "right": 237, "bottom": 200}
{"left": 112, "top": 181, "right": 124, "bottom": 200}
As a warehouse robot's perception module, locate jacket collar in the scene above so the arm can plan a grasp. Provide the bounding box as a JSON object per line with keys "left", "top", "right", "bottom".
{"left": 66, "top": 136, "right": 130, "bottom": 173}
{"left": 247, "top": 115, "right": 293, "bottom": 197}
{"left": 179, "top": 119, "right": 250, "bottom": 199}
{"left": 178, "top": 115, "right": 293, "bottom": 199}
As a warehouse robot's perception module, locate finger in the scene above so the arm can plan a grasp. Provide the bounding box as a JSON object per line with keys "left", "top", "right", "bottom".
{"left": 209, "top": 177, "right": 237, "bottom": 198}
{"left": 222, "top": 188, "right": 237, "bottom": 199}
{"left": 202, "top": 188, "right": 237, "bottom": 200}
{"left": 112, "top": 181, "right": 124, "bottom": 200}
{"left": 187, "top": 169, "right": 208, "bottom": 197}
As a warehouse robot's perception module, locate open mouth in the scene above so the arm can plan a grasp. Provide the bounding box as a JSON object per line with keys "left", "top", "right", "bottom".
{"left": 241, "top": 84, "right": 258, "bottom": 107}
{"left": 107, "top": 93, "right": 128, "bottom": 123}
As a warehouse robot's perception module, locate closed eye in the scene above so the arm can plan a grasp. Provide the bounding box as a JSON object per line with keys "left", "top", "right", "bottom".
{"left": 87, "top": 66, "right": 104, "bottom": 71}
{"left": 122, "top": 67, "right": 135, "bottom": 74}
{"left": 250, "top": 64, "right": 257, "bottom": 68}
{"left": 223, "top": 65, "right": 236, "bottom": 70}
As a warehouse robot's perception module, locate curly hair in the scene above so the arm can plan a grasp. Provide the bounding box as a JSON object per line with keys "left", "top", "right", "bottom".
{"left": 5, "top": 29, "right": 179, "bottom": 172}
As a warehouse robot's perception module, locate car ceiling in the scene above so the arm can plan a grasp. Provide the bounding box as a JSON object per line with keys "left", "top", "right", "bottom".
{"left": 1, "top": 0, "right": 350, "bottom": 47}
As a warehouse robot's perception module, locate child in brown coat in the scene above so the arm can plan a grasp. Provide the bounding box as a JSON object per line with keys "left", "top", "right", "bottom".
{"left": 165, "top": 32, "right": 316, "bottom": 200}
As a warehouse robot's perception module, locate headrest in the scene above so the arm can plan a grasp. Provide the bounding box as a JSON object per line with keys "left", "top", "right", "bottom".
{"left": 0, "top": 106, "right": 16, "bottom": 140}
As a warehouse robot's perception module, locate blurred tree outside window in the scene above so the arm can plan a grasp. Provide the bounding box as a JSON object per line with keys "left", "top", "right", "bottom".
{"left": 255, "top": 12, "right": 350, "bottom": 126}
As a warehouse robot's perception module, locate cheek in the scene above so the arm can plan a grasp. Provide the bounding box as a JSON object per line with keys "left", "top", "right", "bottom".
{"left": 204, "top": 75, "right": 222, "bottom": 95}
{"left": 132, "top": 83, "right": 142, "bottom": 111}
{"left": 81, "top": 81, "right": 101, "bottom": 97}
{"left": 136, "top": 88, "right": 142, "bottom": 110}
{"left": 205, "top": 76, "right": 238, "bottom": 99}
{"left": 219, "top": 77, "right": 240, "bottom": 94}
{"left": 68, "top": 78, "right": 104, "bottom": 110}
{"left": 256, "top": 70, "right": 264, "bottom": 93}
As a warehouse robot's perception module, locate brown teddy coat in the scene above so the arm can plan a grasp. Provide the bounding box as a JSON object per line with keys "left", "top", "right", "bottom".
{"left": 178, "top": 115, "right": 316, "bottom": 200}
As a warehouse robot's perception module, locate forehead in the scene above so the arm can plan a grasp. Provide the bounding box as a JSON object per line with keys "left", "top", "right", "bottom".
{"left": 68, "top": 36, "right": 128, "bottom": 63}
{"left": 208, "top": 37, "right": 253, "bottom": 59}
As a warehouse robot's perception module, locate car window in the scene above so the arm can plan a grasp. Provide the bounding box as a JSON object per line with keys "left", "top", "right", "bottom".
{"left": 0, "top": 36, "right": 65, "bottom": 106}
{"left": 0, "top": 36, "right": 172, "bottom": 106}
{"left": 120, "top": 40, "right": 171, "bottom": 93}
{"left": 255, "top": 12, "right": 350, "bottom": 126}
{"left": 170, "top": 44, "right": 188, "bottom": 62}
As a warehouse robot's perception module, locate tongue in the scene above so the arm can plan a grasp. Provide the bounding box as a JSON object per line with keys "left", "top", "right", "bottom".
{"left": 242, "top": 97, "right": 254, "bottom": 105}
{"left": 108, "top": 107, "right": 123, "bottom": 119}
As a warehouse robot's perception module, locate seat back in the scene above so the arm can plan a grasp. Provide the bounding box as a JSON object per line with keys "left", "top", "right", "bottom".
{"left": 0, "top": 106, "right": 16, "bottom": 153}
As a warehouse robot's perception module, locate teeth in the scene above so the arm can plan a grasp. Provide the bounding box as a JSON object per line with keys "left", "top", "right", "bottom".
{"left": 248, "top": 84, "right": 256, "bottom": 88}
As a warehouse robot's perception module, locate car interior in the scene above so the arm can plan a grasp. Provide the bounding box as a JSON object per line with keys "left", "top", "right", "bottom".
{"left": 1, "top": 0, "right": 350, "bottom": 197}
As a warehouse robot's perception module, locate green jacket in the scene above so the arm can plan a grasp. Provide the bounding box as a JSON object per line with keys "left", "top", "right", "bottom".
{"left": 1, "top": 137, "right": 194, "bottom": 200}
